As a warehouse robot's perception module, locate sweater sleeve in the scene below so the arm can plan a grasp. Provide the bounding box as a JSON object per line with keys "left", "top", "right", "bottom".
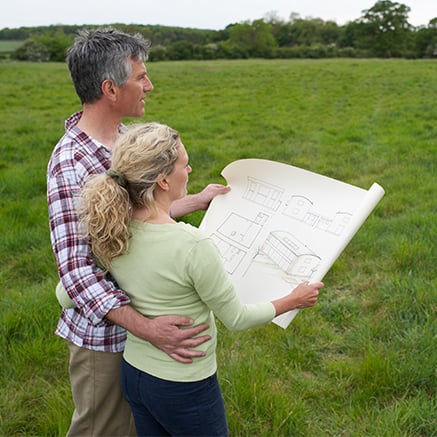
{"left": 186, "top": 237, "right": 275, "bottom": 331}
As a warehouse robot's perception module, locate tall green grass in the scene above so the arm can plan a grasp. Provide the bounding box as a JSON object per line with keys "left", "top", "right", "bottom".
{"left": 0, "top": 59, "right": 435, "bottom": 436}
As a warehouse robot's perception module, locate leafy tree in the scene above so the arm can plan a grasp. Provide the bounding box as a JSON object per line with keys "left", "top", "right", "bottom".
{"left": 217, "top": 39, "right": 250, "bottom": 59}
{"left": 33, "top": 31, "right": 73, "bottom": 61}
{"left": 166, "top": 40, "right": 195, "bottom": 60}
{"left": 319, "top": 20, "right": 341, "bottom": 45}
{"left": 11, "top": 40, "right": 49, "bottom": 61}
{"left": 0, "top": 27, "right": 31, "bottom": 40}
{"left": 414, "top": 18, "right": 437, "bottom": 57}
{"left": 272, "top": 22, "right": 294, "bottom": 46}
{"left": 197, "top": 43, "right": 221, "bottom": 60}
{"left": 149, "top": 45, "right": 168, "bottom": 61}
{"left": 357, "top": 0, "right": 413, "bottom": 57}
{"left": 273, "top": 16, "right": 339, "bottom": 47}
{"left": 337, "top": 21, "right": 362, "bottom": 48}
{"left": 2, "top": 17, "right": 436, "bottom": 60}
{"left": 264, "top": 12, "right": 289, "bottom": 45}
{"left": 228, "top": 19, "right": 277, "bottom": 57}
{"left": 288, "top": 17, "right": 320, "bottom": 46}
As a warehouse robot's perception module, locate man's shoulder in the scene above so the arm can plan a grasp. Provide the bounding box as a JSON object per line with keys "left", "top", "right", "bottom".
{"left": 48, "top": 132, "right": 108, "bottom": 181}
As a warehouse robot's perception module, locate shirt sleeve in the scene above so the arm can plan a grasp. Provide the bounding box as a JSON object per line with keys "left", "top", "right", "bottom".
{"left": 47, "top": 167, "right": 130, "bottom": 326}
{"left": 186, "top": 237, "right": 276, "bottom": 331}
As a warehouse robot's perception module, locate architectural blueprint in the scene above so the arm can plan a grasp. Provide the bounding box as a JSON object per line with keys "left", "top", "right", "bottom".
{"left": 200, "top": 159, "right": 385, "bottom": 328}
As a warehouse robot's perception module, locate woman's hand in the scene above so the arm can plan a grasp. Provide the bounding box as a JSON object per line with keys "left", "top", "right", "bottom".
{"left": 272, "top": 281, "right": 324, "bottom": 316}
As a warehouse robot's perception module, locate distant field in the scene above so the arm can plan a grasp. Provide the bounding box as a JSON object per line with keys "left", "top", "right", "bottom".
{"left": 0, "top": 40, "right": 24, "bottom": 52}
{"left": 0, "top": 59, "right": 435, "bottom": 436}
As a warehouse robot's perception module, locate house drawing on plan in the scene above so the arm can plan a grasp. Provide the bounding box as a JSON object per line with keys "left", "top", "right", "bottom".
{"left": 284, "top": 195, "right": 353, "bottom": 236}
{"left": 257, "top": 230, "right": 321, "bottom": 278}
{"left": 208, "top": 175, "right": 361, "bottom": 284}
{"left": 199, "top": 159, "right": 385, "bottom": 328}
{"left": 244, "top": 177, "right": 283, "bottom": 211}
{"left": 242, "top": 178, "right": 353, "bottom": 238}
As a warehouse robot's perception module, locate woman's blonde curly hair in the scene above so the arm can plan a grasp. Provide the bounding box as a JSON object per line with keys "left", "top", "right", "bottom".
{"left": 78, "top": 122, "right": 181, "bottom": 271}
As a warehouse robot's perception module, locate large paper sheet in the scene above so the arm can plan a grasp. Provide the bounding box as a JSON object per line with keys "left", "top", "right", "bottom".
{"left": 200, "top": 159, "right": 385, "bottom": 328}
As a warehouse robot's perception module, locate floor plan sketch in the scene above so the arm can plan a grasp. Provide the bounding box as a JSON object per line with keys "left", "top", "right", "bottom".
{"left": 216, "top": 212, "right": 264, "bottom": 249}
{"left": 210, "top": 234, "right": 246, "bottom": 274}
{"left": 200, "top": 159, "right": 384, "bottom": 328}
{"left": 211, "top": 211, "right": 270, "bottom": 274}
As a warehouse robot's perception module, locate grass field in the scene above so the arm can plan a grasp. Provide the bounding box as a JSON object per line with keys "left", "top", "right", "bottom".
{"left": 0, "top": 40, "right": 24, "bottom": 53}
{"left": 0, "top": 59, "right": 436, "bottom": 436}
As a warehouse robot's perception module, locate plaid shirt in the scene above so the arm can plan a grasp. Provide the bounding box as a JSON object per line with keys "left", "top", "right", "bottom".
{"left": 47, "top": 112, "right": 130, "bottom": 352}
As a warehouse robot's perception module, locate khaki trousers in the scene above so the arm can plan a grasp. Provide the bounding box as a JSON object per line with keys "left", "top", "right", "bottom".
{"left": 66, "top": 342, "right": 136, "bottom": 437}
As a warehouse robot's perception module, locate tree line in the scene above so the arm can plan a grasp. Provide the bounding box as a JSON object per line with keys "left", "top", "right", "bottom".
{"left": 1, "top": 1, "right": 436, "bottom": 61}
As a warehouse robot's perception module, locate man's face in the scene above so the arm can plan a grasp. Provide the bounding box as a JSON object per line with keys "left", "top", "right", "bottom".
{"left": 116, "top": 58, "right": 154, "bottom": 118}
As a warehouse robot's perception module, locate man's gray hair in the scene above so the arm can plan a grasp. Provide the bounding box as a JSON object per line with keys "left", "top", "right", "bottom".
{"left": 67, "top": 27, "right": 151, "bottom": 104}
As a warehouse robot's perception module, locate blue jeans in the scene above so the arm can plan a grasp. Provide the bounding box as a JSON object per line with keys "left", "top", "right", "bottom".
{"left": 121, "top": 359, "right": 229, "bottom": 437}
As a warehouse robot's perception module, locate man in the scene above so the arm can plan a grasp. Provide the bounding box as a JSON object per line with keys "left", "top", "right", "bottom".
{"left": 47, "top": 28, "right": 229, "bottom": 436}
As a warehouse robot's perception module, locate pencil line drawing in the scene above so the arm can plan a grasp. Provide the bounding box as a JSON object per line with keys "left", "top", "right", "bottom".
{"left": 216, "top": 212, "right": 263, "bottom": 249}
{"left": 210, "top": 233, "right": 246, "bottom": 275}
{"left": 257, "top": 230, "right": 321, "bottom": 278}
{"left": 200, "top": 159, "right": 385, "bottom": 328}
{"left": 243, "top": 177, "right": 284, "bottom": 211}
{"left": 242, "top": 177, "right": 354, "bottom": 238}
{"left": 284, "top": 195, "right": 353, "bottom": 236}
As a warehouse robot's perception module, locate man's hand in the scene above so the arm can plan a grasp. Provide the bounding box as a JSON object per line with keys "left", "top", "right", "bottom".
{"left": 146, "top": 315, "right": 211, "bottom": 363}
{"left": 171, "top": 183, "right": 231, "bottom": 218}
{"left": 191, "top": 184, "right": 231, "bottom": 211}
{"left": 106, "top": 306, "right": 211, "bottom": 363}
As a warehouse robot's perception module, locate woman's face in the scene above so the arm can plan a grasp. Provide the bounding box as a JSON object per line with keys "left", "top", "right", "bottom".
{"left": 166, "top": 142, "right": 192, "bottom": 200}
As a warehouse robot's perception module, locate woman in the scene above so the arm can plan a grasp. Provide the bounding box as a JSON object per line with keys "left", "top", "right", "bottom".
{"left": 77, "top": 122, "right": 323, "bottom": 436}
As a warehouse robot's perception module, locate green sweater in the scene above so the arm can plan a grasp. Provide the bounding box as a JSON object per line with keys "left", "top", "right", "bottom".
{"left": 111, "top": 220, "right": 275, "bottom": 382}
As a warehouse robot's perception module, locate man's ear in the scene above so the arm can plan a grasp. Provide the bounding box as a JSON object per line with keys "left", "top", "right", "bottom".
{"left": 101, "top": 79, "right": 117, "bottom": 101}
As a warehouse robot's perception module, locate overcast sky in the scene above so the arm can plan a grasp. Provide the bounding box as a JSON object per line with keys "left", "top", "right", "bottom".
{"left": 1, "top": 0, "right": 435, "bottom": 30}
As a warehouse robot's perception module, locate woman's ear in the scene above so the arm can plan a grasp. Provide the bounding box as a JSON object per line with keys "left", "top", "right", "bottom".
{"left": 156, "top": 174, "right": 169, "bottom": 191}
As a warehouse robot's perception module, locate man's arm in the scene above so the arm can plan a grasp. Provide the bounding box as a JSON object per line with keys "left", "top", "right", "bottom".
{"left": 171, "top": 184, "right": 230, "bottom": 218}
{"left": 106, "top": 306, "right": 211, "bottom": 363}
{"left": 48, "top": 153, "right": 211, "bottom": 360}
